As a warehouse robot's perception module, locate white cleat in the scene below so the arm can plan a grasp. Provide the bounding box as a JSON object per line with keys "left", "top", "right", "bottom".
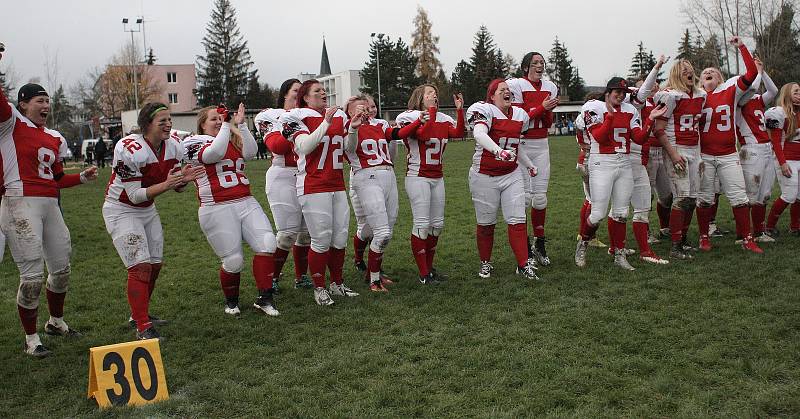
{"left": 639, "top": 251, "right": 669, "bottom": 265}
{"left": 647, "top": 231, "right": 661, "bottom": 244}
{"left": 516, "top": 262, "right": 540, "bottom": 280}
{"left": 224, "top": 303, "right": 241, "bottom": 316}
{"left": 329, "top": 282, "right": 359, "bottom": 297}
{"left": 575, "top": 240, "right": 588, "bottom": 267}
{"left": 754, "top": 232, "right": 776, "bottom": 243}
{"left": 613, "top": 249, "right": 636, "bottom": 271}
{"left": 478, "top": 261, "right": 494, "bottom": 278}
{"left": 314, "top": 287, "right": 335, "bottom": 306}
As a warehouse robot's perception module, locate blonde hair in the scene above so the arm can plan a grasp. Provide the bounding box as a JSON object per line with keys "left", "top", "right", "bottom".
{"left": 407, "top": 84, "right": 438, "bottom": 111}
{"left": 344, "top": 95, "right": 367, "bottom": 118}
{"left": 197, "top": 106, "right": 243, "bottom": 151}
{"left": 665, "top": 59, "right": 698, "bottom": 94}
{"left": 777, "top": 83, "right": 799, "bottom": 137}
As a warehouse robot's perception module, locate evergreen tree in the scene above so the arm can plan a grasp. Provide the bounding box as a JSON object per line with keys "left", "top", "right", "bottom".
{"left": 196, "top": 0, "right": 254, "bottom": 107}
{"left": 146, "top": 48, "right": 157, "bottom": 65}
{"left": 547, "top": 37, "right": 583, "bottom": 101}
{"left": 450, "top": 26, "right": 508, "bottom": 105}
{"left": 676, "top": 29, "right": 695, "bottom": 61}
{"left": 411, "top": 6, "right": 443, "bottom": 85}
{"left": 694, "top": 34, "right": 725, "bottom": 75}
{"left": 360, "top": 35, "right": 422, "bottom": 110}
{"left": 754, "top": 3, "right": 800, "bottom": 87}
{"left": 628, "top": 41, "right": 657, "bottom": 81}
{"left": 47, "top": 84, "right": 76, "bottom": 135}
{"left": 450, "top": 59, "right": 474, "bottom": 101}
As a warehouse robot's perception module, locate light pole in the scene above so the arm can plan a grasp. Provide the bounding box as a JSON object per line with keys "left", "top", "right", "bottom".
{"left": 370, "top": 33, "right": 384, "bottom": 117}
{"left": 122, "top": 18, "right": 143, "bottom": 110}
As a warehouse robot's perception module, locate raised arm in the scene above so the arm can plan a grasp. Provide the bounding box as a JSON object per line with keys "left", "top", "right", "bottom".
{"left": 294, "top": 108, "right": 335, "bottom": 155}
{"left": 731, "top": 37, "right": 757, "bottom": 89}
{"left": 239, "top": 123, "right": 258, "bottom": 160}
{"left": 635, "top": 55, "right": 667, "bottom": 105}
{"left": 448, "top": 108, "right": 465, "bottom": 138}
{"left": 761, "top": 69, "right": 779, "bottom": 105}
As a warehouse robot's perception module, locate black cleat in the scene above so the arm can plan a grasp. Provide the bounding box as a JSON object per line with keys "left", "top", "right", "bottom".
{"left": 533, "top": 237, "right": 551, "bottom": 266}
{"left": 136, "top": 327, "right": 162, "bottom": 341}
{"left": 670, "top": 242, "right": 694, "bottom": 260}
{"left": 354, "top": 260, "right": 367, "bottom": 272}
{"left": 430, "top": 268, "right": 447, "bottom": 282}
{"left": 23, "top": 342, "right": 52, "bottom": 358}
{"left": 129, "top": 315, "right": 168, "bottom": 329}
{"left": 418, "top": 273, "right": 440, "bottom": 285}
{"left": 44, "top": 322, "right": 83, "bottom": 338}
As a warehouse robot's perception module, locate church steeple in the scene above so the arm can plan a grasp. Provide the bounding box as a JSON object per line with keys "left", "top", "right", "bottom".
{"left": 319, "top": 37, "right": 332, "bottom": 76}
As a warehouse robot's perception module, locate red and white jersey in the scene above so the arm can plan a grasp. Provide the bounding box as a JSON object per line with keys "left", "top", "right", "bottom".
{"left": 0, "top": 104, "right": 69, "bottom": 197}
{"left": 638, "top": 98, "right": 661, "bottom": 150}
{"left": 345, "top": 118, "right": 394, "bottom": 171}
{"left": 466, "top": 102, "right": 529, "bottom": 176}
{"left": 255, "top": 108, "right": 298, "bottom": 168}
{"left": 699, "top": 76, "right": 750, "bottom": 155}
{"left": 396, "top": 110, "right": 457, "bottom": 178}
{"left": 280, "top": 107, "right": 348, "bottom": 195}
{"left": 574, "top": 114, "right": 589, "bottom": 165}
{"left": 183, "top": 134, "right": 251, "bottom": 206}
{"left": 105, "top": 134, "right": 184, "bottom": 208}
{"left": 766, "top": 106, "right": 800, "bottom": 163}
{"left": 506, "top": 77, "right": 558, "bottom": 139}
{"left": 582, "top": 100, "right": 642, "bottom": 155}
{"left": 654, "top": 89, "right": 706, "bottom": 147}
{"left": 736, "top": 95, "right": 770, "bottom": 146}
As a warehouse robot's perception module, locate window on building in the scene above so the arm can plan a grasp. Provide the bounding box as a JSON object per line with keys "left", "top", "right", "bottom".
{"left": 168, "top": 93, "right": 178, "bottom": 104}
{"left": 167, "top": 72, "right": 177, "bottom": 83}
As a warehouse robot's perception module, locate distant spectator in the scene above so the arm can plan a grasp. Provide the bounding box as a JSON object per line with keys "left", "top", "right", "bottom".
{"left": 257, "top": 136, "right": 267, "bottom": 160}
{"left": 94, "top": 138, "right": 107, "bottom": 168}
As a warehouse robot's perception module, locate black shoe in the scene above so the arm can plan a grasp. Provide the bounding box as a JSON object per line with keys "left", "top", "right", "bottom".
{"left": 430, "top": 268, "right": 447, "bottom": 282}
{"left": 418, "top": 273, "right": 440, "bottom": 285}
{"left": 670, "top": 242, "right": 694, "bottom": 260}
{"left": 791, "top": 230, "right": 800, "bottom": 237}
{"left": 533, "top": 237, "right": 551, "bottom": 266}
{"left": 354, "top": 260, "right": 367, "bottom": 272}
{"left": 136, "top": 327, "right": 162, "bottom": 341}
{"left": 23, "top": 342, "right": 52, "bottom": 358}
{"left": 766, "top": 228, "right": 780, "bottom": 238}
{"left": 254, "top": 291, "right": 280, "bottom": 316}
{"left": 44, "top": 322, "right": 83, "bottom": 338}
{"left": 129, "top": 315, "right": 168, "bottom": 329}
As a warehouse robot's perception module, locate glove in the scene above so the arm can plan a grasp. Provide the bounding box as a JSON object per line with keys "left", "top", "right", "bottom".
{"left": 496, "top": 149, "right": 516, "bottom": 161}
{"left": 529, "top": 167, "right": 538, "bottom": 177}
{"left": 216, "top": 104, "right": 231, "bottom": 122}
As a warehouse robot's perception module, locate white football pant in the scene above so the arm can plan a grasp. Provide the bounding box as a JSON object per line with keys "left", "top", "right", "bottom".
{"left": 265, "top": 166, "right": 308, "bottom": 250}
{"left": 740, "top": 143, "right": 776, "bottom": 205}
{"left": 350, "top": 167, "right": 399, "bottom": 253}
{"left": 698, "top": 153, "right": 748, "bottom": 207}
{"left": 775, "top": 160, "right": 800, "bottom": 203}
{"left": 103, "top": 201, "right": 163, "bottom": 268}
{"left": 405, "top": 176, "right": 445, "bottom": 240}
{"left": 299, "top": 191, "right": 350, "bottom": 253}
{"left": 468, "top": 167, "right": 526, "bottom": 226}
{"left": 518, "top": 138, "right": 550, "bottom": 209}
{"left": 588, "top": 154, "right": 633, "bottom": 224}
{"left": 665, "top": 145, "right": 702, "bottom": 201}
{"left": 629, "top": 154, "right": 652, "bottom": 223}
{"left": 646, "top": 147, "right": 672, "bottom": 206}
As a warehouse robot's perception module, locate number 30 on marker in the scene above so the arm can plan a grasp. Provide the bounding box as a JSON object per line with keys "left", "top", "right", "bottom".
{"left": 87, "top": 339, "right": 169, "bottom": 408}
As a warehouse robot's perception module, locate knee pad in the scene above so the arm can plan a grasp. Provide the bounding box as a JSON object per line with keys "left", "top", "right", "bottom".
{"left": 295, "top": 231, "right": 311, "bottom": 247}
{"left": 276, "top": 231, "right": 298, "bottom": 251}
{"left": 17, "top": 274, "right": 44, "bottom": 309}
{"left": 632, "top": 210, "right": 649, "bottom": 224}
{"left": 260, "top": 233, "right": 277, "bottom": 254}
{"left": 531, "top": 193, "right": 547, "bottom": 210}
{"left": 610, "top": 207, "right": 629, "bottom": 222}
{"left": 370, "top": 227, "right": 393, "bottom": 253}
{"left": 46, "top": 264, "right": 71, "bottom": 294}
{"left": 221, "top": 252, "right": 244, "bottom": 274}
{"left": 357, "top": 223, "right": 373, "bottom": 241}
{"left": 676, "top": 197, "right": 695, "bottom": 211}
{"left": 524, "top": 192, "right": 534, "bottom": 208}
{"left": 412, "top": 226, "right": 429, "bottom": 240}
{"left": 429, "top": 226, "right": 443, "bottom": 237}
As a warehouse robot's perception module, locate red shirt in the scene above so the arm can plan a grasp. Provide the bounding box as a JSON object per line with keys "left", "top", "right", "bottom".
{"left": 281, "top": 108, "right": 348, "bottom": 195}
{"left": 466, "top": 102, "right": 530, "bottom": 176}
{"left": 582, "top": 100, "right": 648, "bottom": 155}
{"left": 766, "top": 106, "right": 800, "bottom": 164}
{"left": 183, "top": 134, "right": 251, "bottom": 206}
{"left": 654, "top": 89, "right": 706, "bottom": 147}
{"left": 506, "top": 77, "right": 558, "bottom": 139}
{"left": 396, "top": 109, "right": 465, "bottom": 178}
{"left": 105, "top": 134, "right": 183, "bottom": 208}
{"left": 700, "top": 77, "right": 749, "bottom": 156}
{"left": 737, "top": 95, "right": 770, "bottom": 146}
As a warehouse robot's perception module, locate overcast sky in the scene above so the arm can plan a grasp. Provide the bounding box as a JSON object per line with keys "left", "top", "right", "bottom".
{"left": 2, "top": 0, "right": 688, "bottom": 94}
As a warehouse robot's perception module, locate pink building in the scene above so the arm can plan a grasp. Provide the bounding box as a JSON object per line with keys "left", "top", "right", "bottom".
{"left": 147, "top": 64, "right": 197, "bottom": 112}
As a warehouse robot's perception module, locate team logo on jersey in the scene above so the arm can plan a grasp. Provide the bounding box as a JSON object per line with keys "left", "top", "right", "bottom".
{"left": 583, "top": 110, "right": 599, "bottom": 126}
{"left": 282, "top": 122, "right": 301, "bottom": 138}
{"left": 467, "top": 111, "right": 488, "bottom": 127}
{"left": 185, "top": 143, "right": 202, "bottom": 160}
{"left": 258, "top": 121, "right": 272, "bottom": 135}
{"left": 113, "top": 160, "right": 137, "bottom": 180}
{"left": 765, "top": 118, "right": 781, "bottom": 130}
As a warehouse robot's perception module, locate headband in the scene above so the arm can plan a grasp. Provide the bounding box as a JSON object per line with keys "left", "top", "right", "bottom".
{"left": 149, "top": 106, "right": 168, "bottom": 117}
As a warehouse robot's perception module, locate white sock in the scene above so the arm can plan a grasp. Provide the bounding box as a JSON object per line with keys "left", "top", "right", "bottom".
{"left": 48, "top": 316, "right": 67, "bottom": 329}
{"left": 369, "top": 271, "right": 381, "bottom": 283}
{"left": 26, "top": 333, "right": 42, "bottom": 348}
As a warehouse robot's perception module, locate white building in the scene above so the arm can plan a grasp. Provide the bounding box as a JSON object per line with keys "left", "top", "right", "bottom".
{"left": 318, "top": 70, "right": 363, "bottom": 108}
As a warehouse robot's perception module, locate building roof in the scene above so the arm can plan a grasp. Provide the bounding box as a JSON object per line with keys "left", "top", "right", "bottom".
{"left": 319, "top": 38, "right": 331, "bottom": 76}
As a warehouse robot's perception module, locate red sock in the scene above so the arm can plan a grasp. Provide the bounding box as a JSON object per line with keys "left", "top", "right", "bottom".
{"left": 127, "top": 263, "right": 153, "bottom": 332}
{"left": 579, "top": 200, "right": 590, "bottom": 237}
{"left": 252, "top": 255, "right": 274, "bottom": 292}
{"left": 273, "top": 247, "right": 290, "bottom": 278}
{"left": 669, "top": 208, "right": 684, "bottom": 243}
{"left": 696, "top": 206, "right": 713, "bottom": 236}
{"left": 580, "top": 217, "right": 599, "bottom": 241}
{"left": 682, "top": 207, "right": 694, "bottom": 239}
{"left": 767, "top": 198, "right": 790, "bottom": 229}
{"left": 632, "top": 221, "right": 651, "bottom": 254}
{"left": 476, "top": 224, "right": 495, "bottom": 261}
{"left": 353, "top": 235, "right": 367, "bottom": 263}
{"left": 751, "top": 204, "right": 767, "bottom": 234}
{"left": 531, "top": 208, "right": 546, "bottom": 237}
{"left": 292, "top": 245, "right": 309, "bottom": 280}
{"left": 507, "top": 223, "right": 529, "bottom": 266}
{"left": 148, "top": 263, "right": 162, "bottom": 298}
{"left": 732, "top": 205, "right": 752, "bottom": 238}
{"left": 219, "top": 269, "right": 241, "bottom": 299}
{"left": 608, "top": 218, "right": 627, "bottom": 251}
{"left": 410, "top": 235, "right": 429, "bottom": 276}
{"left": 18, "top": 305, "right": 38, "bottom": 335}
{"left": 791, "top": 201, "right": 800, "bottom": 231}
{"left": 367, "top": 249, "right": 383, "bottom": 275}
{"left": 328, "top": 247, "right": 345, "bottom": 285}
{"left": 656, "top": 202, "right": 671, "bottom": 229}
{"left": 425, "top": 235, "right": 439, "bottom": 271}
{"left": 45, "top": 289, "right": 66, "bottom": 318}
{"left": 308, "top": 249, "right": 329, "bottom": 288}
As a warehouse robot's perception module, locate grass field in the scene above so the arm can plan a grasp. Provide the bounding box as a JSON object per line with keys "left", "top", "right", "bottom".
{"left": 1, "top": 136, "right": 799, "bottom": 417}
